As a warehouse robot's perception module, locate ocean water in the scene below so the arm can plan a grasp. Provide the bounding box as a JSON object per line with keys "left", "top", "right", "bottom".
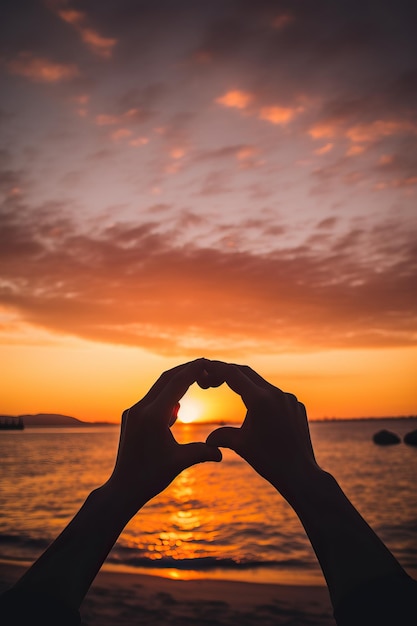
{"left": 1, "top": 419, "right": 416, "bottom": 585}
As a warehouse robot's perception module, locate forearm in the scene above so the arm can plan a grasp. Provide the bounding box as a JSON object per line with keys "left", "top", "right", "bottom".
{"left": 279, "top": 467, "right": 405, "bottom": 608}
{"left": 13, "top": 482, "right": 141, "bottom": 611}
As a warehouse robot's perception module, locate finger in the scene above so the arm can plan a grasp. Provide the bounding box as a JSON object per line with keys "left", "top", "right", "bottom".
{"left": 285, "top": 392, "right": 299, "bottom": 405}
{"left": 297, "top": 402, "right": 316, "bottom": 459}
{"left": 197, "top": 360, "right": 226, "bottom": 389}
{"left": 141, "top": 358, "right": 208, "bottom": 405}
{"left": 199, "top": 360, "right": 277, "bottom": 393}
{"left": 206, "top": 426, "right": 242, "bottom": 451}
{"left": 204, "top": 362, "right": 259, "bottom": 408}
{"left": 236, "top": 365, "right": 277, "bottom": 392}
{"left": 156, "top": 359, "right": 208, "bottom": 415}
{"left": 120, "top": 408, "right": 130, "bottom": 434}
{"left": 169, "top": 402, "right": 180, "bottom": 427}
{"left": 177, "top": 442, "right": 222, "bottom": 469}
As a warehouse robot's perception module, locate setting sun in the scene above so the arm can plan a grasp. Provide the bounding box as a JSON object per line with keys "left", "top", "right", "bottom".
{"left": 177, "top": 397, "right": 204, "bottom": 424}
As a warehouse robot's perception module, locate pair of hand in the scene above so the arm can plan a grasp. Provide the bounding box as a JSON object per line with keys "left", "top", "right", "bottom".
{"left": 108, "top": 358, "right": 319, "bottom": 514}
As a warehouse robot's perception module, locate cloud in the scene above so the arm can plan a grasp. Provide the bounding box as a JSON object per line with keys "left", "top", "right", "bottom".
{"left": 73, "top": 94, "right": 89, "bottom": 105}
{"left": 314, "top": 143, "right": 333, "bottom": 156}
{"left": 216, "top": 90, "right": 306, "bottom": 127}
{"left": 308, "top": 122, "right": 339, "bottom": 140}
{"left": 346, "top": 145, "right": 366, "bottom": 157}
{"left": 309, "top": 116, "right": 417, "bottom": 148}
{"left": 6, "top": 52, "right": 79, "bottom": 82}
{"left": 92, "top": 107, "right": 151, "bottom": 145}
{"left": 215, "top": 90, "right": 253, "bottom": 109}
{"left": 52, "top": 5, "right": 117, "bottom": 58}
{"left": 308, "top": 110, "right": 417, "bottom": 185}
{"left": 1, "top": 200, "right": 416, "bottom": 356}
{"left": 198, "top": 170, "right": 233, "bottom": 196}
{"left": 79, "top": 28, "right": 117, "bottom": 59}
{"left": 272, "top": 13, "right": 295, "bottom": 30}
{"left": 345, "top": 120, "right": 417, "bottom": 144}
{"left": 170, "top": 148, "right": 186, "bottom": 160}
{"left": 1, "top": 0, "right": 416, "bottom": 359}
{"left": 95, "top": 108, "right": 145, "bottom": 127}
{"left": 197, "top": 144, "right": 259, "bottom": 166}
{"left": 129, "top": 136, "right": 149, "bottom": 147}
{"left": 236, "top": 146, "right": 257, "bottom": 160}
{"left": 95, "top": 114, "right": 120, "bottom": 126}
{"left": 374, "top": 176, "right": 417, "bottom": 190}
{"left": 110, "top": 128, "right": 132, "bottom": 141}
{"left": 258, "top": 105, "right": 301, "bottom": 125}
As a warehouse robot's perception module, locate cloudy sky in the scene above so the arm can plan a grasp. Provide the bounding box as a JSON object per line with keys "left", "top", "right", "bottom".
{"left": 1, "top": 0, "right": 416, "bottom": 422}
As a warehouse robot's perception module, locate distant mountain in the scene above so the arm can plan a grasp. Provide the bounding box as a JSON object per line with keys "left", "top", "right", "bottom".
{"left": 0, "top": 414, "right": 114, "bottom": 427}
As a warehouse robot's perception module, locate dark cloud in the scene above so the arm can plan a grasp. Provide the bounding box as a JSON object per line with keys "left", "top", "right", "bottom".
{"left": 1, "top": 198, "right": 416, "bottom": 355}
{"left": 1, "top": 1, "right": 416, "bottom": 360}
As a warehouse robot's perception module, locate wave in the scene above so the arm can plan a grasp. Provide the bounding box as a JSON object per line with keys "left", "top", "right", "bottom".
{"left": 0, "top": 533, "right": 50, "bottom": 551}
{"left": 0, "top": 532, "right": 315, "bottom": 571}
{"left": 107, "top": 553, "right": 316, "bottom": 571}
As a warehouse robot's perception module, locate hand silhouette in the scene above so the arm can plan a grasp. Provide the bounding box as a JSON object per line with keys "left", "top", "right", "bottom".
{"left": 108, "top": 358, "right": 222, "bottom": 513}
{"left": 201, "top": 360, "right": 414, "bottom": 616}
{"left": 2, "top": 359, "right": 416, "bottom": 626}
{"left": 201, "top": 361, "right": 318, "bottom": 500}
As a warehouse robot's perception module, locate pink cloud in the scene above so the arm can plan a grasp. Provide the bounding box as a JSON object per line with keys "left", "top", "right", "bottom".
{"left": 308, "top": 122, "right": 339, "bottom": 140}
{"left": 309, "top": 117, "right": 417, "bottom": 151}
{"left": 95, "top": 108, "right": 144, "bottom": 126}
{"left": 129, "top": 136, "right": 149, "bottom": 147}
{"left": 346, "top": 120, "right": 417, "bottom": 143}
{"left": 215, "top": 90, "right": 253, "bottom": 110}
{"left": 314, "top": 143, "right": 333, "bottom": 155}
{"left": 6, "top": 52, "right": 79, "bottom": 83}
{"left": 258, "top": 105, "right": 301, "bottom": 125}
{"left": 170, "top": 148, "right": 186, "bottom": 159}
{"left": 57, "top": 8, "right": 85, "bottom": 26}
{"left": 52, "top": 4, "right": 117, "bottom": 58}
{"left": 79, "top": 28, "right": 117, "bottom": 59}
{"left": 216, "top": 90, "right": 306, "bottom": 127}
{"left": 1, "top": 205, "right": 416, "bottom": 356}
{"left": 345, "top": 144, "right": 366, "bottom": 157}
{"left": 110, "top": 128, "right": 132, "bottom": 141}
{"left": 95, "top": 114, "right": 120, "bottom": 126}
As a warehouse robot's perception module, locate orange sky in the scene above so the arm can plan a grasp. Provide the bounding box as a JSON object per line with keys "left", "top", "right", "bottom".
{"left": 1, "top": 333, "right": 416, "bottom": 422}
{"left": 1, "top": 1, "right": 416, "bottom": 422}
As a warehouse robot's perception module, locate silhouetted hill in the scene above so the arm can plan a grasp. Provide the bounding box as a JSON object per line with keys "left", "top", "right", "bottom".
{"left": 0, "top": 414, "right": 114, "bottom": 427}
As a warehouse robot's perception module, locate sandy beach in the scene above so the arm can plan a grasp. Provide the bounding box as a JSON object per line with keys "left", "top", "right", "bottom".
{"left": 0, "top": 561, "right": 335, "bottom": 625}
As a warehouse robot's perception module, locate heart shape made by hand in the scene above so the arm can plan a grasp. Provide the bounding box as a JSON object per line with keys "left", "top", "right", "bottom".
{"left": 196, "top": 366, "right": 225, "bottom": 390}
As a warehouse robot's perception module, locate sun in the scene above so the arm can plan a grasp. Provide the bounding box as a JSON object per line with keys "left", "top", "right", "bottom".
{"left": 177, "top": 397, "right": 203, "bottom": 424}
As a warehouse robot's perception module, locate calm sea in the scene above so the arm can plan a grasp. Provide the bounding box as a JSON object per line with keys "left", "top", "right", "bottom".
{"left": 1, "top": 419, "right": 416, "bottom": 586}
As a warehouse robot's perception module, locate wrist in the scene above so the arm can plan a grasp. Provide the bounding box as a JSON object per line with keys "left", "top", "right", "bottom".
{"left": 94, "top": 480, "right": 148, "bottom": 523}
{"left": 274, "top": 464, "right": 335, "bottom": 510}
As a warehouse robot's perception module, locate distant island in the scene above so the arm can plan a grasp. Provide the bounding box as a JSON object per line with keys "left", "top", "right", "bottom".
{"left": 311, "top": 415, "right": 417, "bottom": 423}
{"left": 0, "top": 414, "right": 115, "bottom": 428}
{"left": 0, "top": 413, "right": 416, "bottom": 430}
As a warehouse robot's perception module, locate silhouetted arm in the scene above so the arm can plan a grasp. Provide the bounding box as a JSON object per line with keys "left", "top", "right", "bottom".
{"left": 204, "top": 361, "right": 417, "bottom": 626}
{"left": 0, "top": 359, "right": 221, "bottom": 625}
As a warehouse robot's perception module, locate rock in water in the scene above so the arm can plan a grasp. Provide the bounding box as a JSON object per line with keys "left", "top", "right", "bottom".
{"left": 404, "top": 429, "right": 417, "bottom": 446}
{"left": 373, "top": 429, "right": 401, "bottom": 445}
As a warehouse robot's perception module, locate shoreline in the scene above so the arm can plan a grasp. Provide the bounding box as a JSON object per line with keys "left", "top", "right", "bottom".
{"left": 0, "top": 555, "right": 327, "bottom": 587}
{"left": 0, "top": 560, "right": 336, "bottom": 625}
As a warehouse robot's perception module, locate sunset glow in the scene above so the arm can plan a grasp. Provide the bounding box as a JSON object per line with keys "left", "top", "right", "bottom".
{"left": 177, "top": 398, "right": 204, "bottom": 424}
{"left": 0, "top": 2, "right": 416, "bottom": 423}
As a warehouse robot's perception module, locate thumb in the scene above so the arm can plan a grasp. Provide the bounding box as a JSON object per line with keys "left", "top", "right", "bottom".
{"left": 178, "top": 442, "right": 222, "bottom": 469}
{"left": 206, "top": 426, "right": 241, "bottom": 451}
